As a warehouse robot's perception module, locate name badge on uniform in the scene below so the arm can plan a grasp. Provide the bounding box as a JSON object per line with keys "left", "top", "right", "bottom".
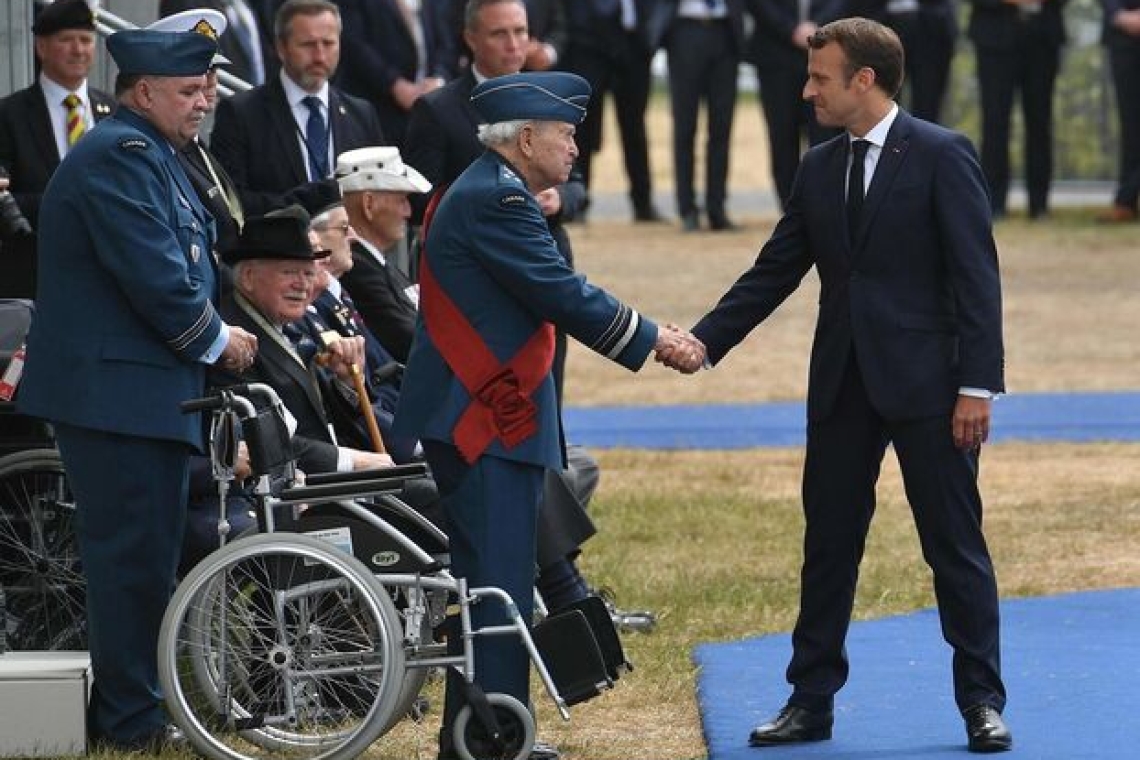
{"left": 190, "top": 243, "right": 201, "bottom": 263}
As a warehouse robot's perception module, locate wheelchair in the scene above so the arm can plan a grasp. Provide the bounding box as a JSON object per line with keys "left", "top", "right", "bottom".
{"left": 0, "top": 298, "right": 86, "bottom": 652}
{"left": 159, "top": 383, "right": 628, "bottom": 760}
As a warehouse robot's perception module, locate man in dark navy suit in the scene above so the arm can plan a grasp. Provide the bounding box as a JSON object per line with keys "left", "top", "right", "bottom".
{"left": 743, "top": 0, "right": 845, "bottom": 211}
{"left": 394, "top": 72, "right": 686, "bottom": 759}
{"left": 17, "top": 28, "right": 258, "bottom": 752}
{"left": 666, "top": 18, "right": 1011, "bottom": 754}
{"left": 561, "top": 0, "right": 662, "bottom": 222}
{"left": 210, "top": 0, "right": 386, "bottom": 217}
{"left": 0, "top": 0, "right": 115, "bottom": 298}
{"left": 332, "top": 0, "right": 456, "bottom": 148}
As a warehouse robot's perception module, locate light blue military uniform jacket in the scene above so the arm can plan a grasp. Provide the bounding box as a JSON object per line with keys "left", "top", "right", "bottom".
{"left": 394, "top": 151, "right": 657, "bottom": 470}
{"left": 18, "top": 108, "right": 222, "bottom": 450}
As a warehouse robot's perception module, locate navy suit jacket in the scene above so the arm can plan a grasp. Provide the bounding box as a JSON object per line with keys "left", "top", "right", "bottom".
{"left": 744, "top": 0, "right": 848, "bottom": 73}
{"left": 19, "top": 109, "right": 222, "bottom": 449}
{"left": 333, "top": 0, "right": 456, "bottom": 144}
{"left": 209, "top": 74, "right": 385, "bottom": 216}
{"left": 693, "top": 110, "right": 1005, "bottom": 423}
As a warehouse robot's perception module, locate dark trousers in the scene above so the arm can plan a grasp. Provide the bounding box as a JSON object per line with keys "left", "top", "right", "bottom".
{"left": 975, "top": 39, "right": 1060, "bottom": 216}
{"left": 565, "top": 32, "right": 655, "bottom": 210}
{"left": 787, "top": 359, "right": 1006, "bottom": 714}
{"left": 425, "top": 443, "right": 544, "bottom": 730}
{"left": 54, "top": 423, "right": 190, "bottom": 744}
{"left": 757, "top": 66, "right": 840, "bottom": 211}
{"left": 666, "top": 19, "right": 739, "bottom": 220}
{"left": 1108, "top": 39, "right": 1140, "bottom": 209}
{"left": 889, "top": 8, "right": 957, "bottom": 124}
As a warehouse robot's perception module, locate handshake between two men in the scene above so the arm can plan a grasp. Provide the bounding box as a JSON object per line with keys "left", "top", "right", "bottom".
{"left": 653, "top": 324, "right": 707, "bottom": 375}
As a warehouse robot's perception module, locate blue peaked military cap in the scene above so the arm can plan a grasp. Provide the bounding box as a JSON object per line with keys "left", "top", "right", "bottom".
{"left": 470, "top": 72, "right": 591, "bottom": 125}
{"left": 106, "top": 29, "right": 217, "bottom": 77}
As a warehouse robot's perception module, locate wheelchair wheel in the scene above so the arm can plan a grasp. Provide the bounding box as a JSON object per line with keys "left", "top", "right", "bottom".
{"left": 452, "top": 692, "right": 535, "bottom": 760}
{"left": 0, "top": 449, "right": 85, "bottom": 650}
{"left": 158, "top": 533, "right": 407, "bottom": 760}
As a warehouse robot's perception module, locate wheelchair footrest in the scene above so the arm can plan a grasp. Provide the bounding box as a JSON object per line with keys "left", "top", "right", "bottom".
{"left": 532, "top": 607, "right": 613, "bottom": 707}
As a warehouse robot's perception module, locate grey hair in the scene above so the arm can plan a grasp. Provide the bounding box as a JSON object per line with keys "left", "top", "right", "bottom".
{"left": 477, "top": 119, "right": 531, "bottom": 147}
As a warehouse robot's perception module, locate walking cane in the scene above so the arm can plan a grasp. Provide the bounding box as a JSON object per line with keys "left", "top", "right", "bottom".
{"left": 349, "top": 362, "right": 387, "bottom": 455}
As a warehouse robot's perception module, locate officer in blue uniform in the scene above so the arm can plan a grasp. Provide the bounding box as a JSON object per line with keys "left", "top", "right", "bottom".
{"left": 17, "top": 28, "right": 258, "bottom": 752}
{"left": 393, "top": 71, "right": 685, "bottom": 759}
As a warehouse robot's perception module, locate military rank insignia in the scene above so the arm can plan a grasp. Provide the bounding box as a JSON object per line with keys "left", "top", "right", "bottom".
{"left": 499, "top": 193, "right": 527, "bottom": 207}
{"left": 118, "top": 138, "right": 148, "bottom": 151}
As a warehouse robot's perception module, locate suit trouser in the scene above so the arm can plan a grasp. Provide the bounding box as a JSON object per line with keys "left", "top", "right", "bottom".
{"left": 889, "top": 8, "right": 957, "bottom": 124}
{"left": 424, "top": 443, "right": 544, "bottom": 732}
{"left": 757, "top": 66, "right": 840, "bottom": 211}
{"left": 666, "top": 19, "right": 739, "bottom": 220}
{"left": 54, "top": 423, "right": 190, "bottom": 743}
{"left": 1108, "top": 39, "right": 1140, "bottom": 209}
{"left": 975, "top": 37, "right": 1060, "bottom": 215}
{"left": 565, "top": 33, "right": 655, "bottom": 209}
{"left": 786, "top": 360, "right": 1006, "bottom": 714}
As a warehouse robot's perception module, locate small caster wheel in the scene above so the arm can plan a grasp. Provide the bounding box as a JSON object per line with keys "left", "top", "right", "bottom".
{"left": 453, "top": 692, "right": 535, "bottom": 760}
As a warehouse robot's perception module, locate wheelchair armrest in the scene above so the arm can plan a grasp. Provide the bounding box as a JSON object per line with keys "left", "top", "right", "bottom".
{"left": 304, "top": 462, "right": 429, "bottom": 486}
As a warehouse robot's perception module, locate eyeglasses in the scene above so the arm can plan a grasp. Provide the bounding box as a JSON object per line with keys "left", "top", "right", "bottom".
{"left": 315, "top": 222, "right": 351, "bottom": 236}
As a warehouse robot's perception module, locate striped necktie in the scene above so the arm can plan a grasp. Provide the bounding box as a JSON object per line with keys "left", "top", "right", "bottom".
{"left": 63, "top": 93, "right": 86, "bottom": 147}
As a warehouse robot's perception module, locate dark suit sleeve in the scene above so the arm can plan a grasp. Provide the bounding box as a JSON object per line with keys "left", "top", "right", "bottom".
{"left": 404, "top": 96, "right": 449, "bottom": 224}
{"left": 691, "top": 172, "right": 816, "bottom": 364}
{"left": 933, "top": 133, "right": 1005, "bottom": 392}
{"left": 0, "top": 93, "right": 42, "bottom": 224}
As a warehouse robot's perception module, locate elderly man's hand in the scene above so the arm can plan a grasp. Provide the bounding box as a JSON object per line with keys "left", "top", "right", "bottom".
{"left": 219, "top": 326, "right": 258, "bottom": 373}
{"left": 321, "top": 334, "right": 366, "bottom": 380}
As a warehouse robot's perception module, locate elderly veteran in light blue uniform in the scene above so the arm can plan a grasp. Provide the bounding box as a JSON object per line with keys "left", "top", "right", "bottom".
{"left": 18, "top": 27, "right": 258, "bottom": 753}
{"left": 394, "top": 71, "right": 685, "bottom": 760}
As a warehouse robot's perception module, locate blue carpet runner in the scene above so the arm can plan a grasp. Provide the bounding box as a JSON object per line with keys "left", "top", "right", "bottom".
{"left": 693, "top": 589, "right": 1140, "bottom": 759}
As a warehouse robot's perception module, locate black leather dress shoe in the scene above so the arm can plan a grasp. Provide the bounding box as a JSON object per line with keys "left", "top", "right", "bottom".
{"left": 708, "top": 215, "right": 738, "bottom": 232}
{"left": 963, "top": 704, "right": 1012, "bottom": 753}
{"left": 633, "top": 204, "right": 666, "bottom": 223}
{"left": 438, "top": 738, "right": 560, "bottom": 760}
{"left": 748, "top": 704, "right": 833, "bottom": 746}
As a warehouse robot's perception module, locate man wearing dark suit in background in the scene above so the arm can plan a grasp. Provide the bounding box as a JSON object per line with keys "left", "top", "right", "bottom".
{"left": 968, "top": 0, "right": 1068, "bottom": 219}
{"left": 661, "top": 0, "right": 747, "bottom": 231}
{"left": 0, "top": 0, "right": 115, "bottom": 298}
{"left": 664, "top": 18, "right": 1011, "bottom": 754}
{"left": 161, "top": 0, "right": 269, "bottom": 86}
{"left": 561, "top": 0, "right": 662, "bottom": 222}
{"left": 210, "top": 0, "right": 386, "bottom": 218}
{"left": 744, "top": 0, "right": 845, "bottom": 212}
{"left": 332, "top": 0, "right": 456, "bottom": 149}
{"left": 854, "top": 0, "right": 958, "bottom": 124}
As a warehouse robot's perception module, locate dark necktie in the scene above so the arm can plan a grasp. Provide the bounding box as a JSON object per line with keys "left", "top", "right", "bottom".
{"left": 303, "top": 95, "right": 329, "bottom": 180}
{"left": 846, "top": 139, "right": 870, "bottom": 244}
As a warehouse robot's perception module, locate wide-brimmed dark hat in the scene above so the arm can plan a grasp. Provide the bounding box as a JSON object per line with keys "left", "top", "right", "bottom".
{"left": 222, "top": 205, "right": 331, "bottom": 265}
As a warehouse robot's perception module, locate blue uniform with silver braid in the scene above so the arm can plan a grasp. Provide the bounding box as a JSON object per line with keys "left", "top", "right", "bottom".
{"left": 394, "top": 72, "right": 659, "bottom": 757}
{"left": 17, "top": 30, "right": 225, "bottom": 750}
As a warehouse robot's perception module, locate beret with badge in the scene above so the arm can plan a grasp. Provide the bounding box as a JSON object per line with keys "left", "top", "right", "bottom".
{"left": 470, "top": 71, "right": 591, "bottom": 126}
{"left": 145, "top": 8, "right": 232, "bottom": 68}
{"left": 222, "top": 205, "right": 331, "bottom": 265}
{"left": 32, "top": 0, "right": 95, "bottom": 36}
{"left": 336, "top": 147, "right": 432, "bottom": 195}
{"left": 106, "top": 28, "right": 217, "bottom": 77}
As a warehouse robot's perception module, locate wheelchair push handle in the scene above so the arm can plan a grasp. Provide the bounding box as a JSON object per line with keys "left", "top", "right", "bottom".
{"left": 180, "top": 383, "right": 284, "bottom": 417}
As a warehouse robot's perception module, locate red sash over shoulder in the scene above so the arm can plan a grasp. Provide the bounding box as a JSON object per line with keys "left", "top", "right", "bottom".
{"left": 419, "top": 188, "right": 555, "bottom": 464}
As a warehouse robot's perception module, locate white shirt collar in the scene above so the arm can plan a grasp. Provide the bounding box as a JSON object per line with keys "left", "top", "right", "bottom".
{"left": 355, "top": 237, "right": 387, "bottom": 267}
{"left": 850, "top": 102, "right": 899, "bottom": 150}
{"left": 280, "top": 68, "right": 329, "bottom": 111}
